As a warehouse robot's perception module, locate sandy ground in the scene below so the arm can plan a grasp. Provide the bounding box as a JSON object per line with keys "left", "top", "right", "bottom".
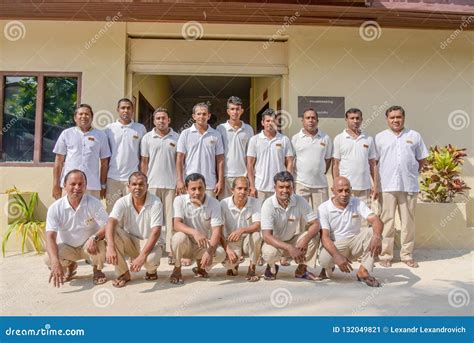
{"left": 1, "top": 249, "right": 473, "bottom": 316}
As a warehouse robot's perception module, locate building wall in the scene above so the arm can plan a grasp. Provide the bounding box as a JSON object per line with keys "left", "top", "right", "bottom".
{"left": 132, "top": 74, "right": 174, "bottom": 116}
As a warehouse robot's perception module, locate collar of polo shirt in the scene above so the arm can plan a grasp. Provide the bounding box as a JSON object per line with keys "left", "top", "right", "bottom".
{"left": 74, "top": 126, "right": 93, "bottom": 134}
{"left": 116, "top": 119, "right": 135, "bottom": 128}
{"left": 299, "top": 128, "right": 321, "bottom": 138}
{"left": 126, "top": 191, "right": 154, "bottom": 209}
{"left": 271, "top": 194, "right": 297, "bottom": 210}
{"left": 343, "top": 129, "right": 366, "bottom": 139}
{"left": 228, "top": 196, "right": 250, "bottom": 212}
{"left": 259, "top": 130, "right": 281, "bottom": 140}
{"left": 190, "top": 123, "right": 210, "bottom": 134}
{"left": 185, "top": 193, "right": 209, "bottom": 209}
{"left": 153, "top": 127, "right": 174, "bottom": 138}
{"left": 64, "top": 193, "right": 88, "bottom": 210}
{"left": 328, "top": 196, "right": 356, "bottom": 213}
{"left": 389, "top": 127, "right": 407, "bottom": 137}
{"left": 224, "top": 120, "right": 243, "bottom": 131}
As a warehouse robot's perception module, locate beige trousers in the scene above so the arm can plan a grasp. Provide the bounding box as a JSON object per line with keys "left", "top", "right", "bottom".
{"left": 149, "top": 188, "right": 176, "bottom": 253}
{"left": 221, "top": 177, "right": 237, "bottom": 199}
{"left": 319, "top": 228, "right": 375, "bottom": 274}
{"left": 171, "top": 232, "right": 226, "bottom": 268}
{"left": 113, "top": 228, "right": 163, "bottom": 275}
{"left": 105, "top": 178, "right": 129, "bottom": 212}
{"left": 262, "top": 231, "right": 319, "bottom": 270}
{"left": 222, "top": 232, "right": 263, "bottom": 270}
{"left": 86, "top": 190, "right": 101, "bottom": 199}
{"left": 257, "top": 191, "right": 273, "bottom": 203}
{"left": 44, "top": 240, "right": 106, "bottom": 270}
{"left": 206, "top": 190, "right": 217, "bottom": 199}
{"left": 379, "top": 191, "right": 417, "bottom": 262}
{"left": 295, "top": 183, "right": 329, "bottom": 212}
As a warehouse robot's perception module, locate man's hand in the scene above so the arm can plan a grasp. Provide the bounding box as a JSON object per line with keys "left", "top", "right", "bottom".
{"left": 249, "top": 187, "right": 257, "bottom": 198}
{"left": 200, "top": 250, "right": 212, "bottom": 268}
{"left": 193, "top": 231, "right": 208, "bottom": 248}
{"left": 334, "top": 253, "right": 353, "bottom": 273}
{"left": 176, "top": 180, "right": 186, "bottom": 195}
{"left": 86, "top": 238, "right": 98, "bottom": 255}
{"left": 213, "top": 180, "right": 224, "bottom": 197}
{"left": 130, "top": 254, "right": 146, "bottom": 272}
{"left": 225, "top": 246, "right": 238, "bottom": 264}
{"left": 227, "top": 229, "right": 243, "bottom": 242}
{"left": 49, "top": 262, "right": 64, "bottom": 288}
{"left": 106, "top": 246, "right": 118, "bottom": 265}
{"left": 369, "top": 235, "right": 382, "bottom": 257}
{"left": 52, "top": 185, "right": 62, "bottom": 200}
{"left": 287, "top": 246, "right": 305, "bottom": 264}
{"left": 295, "top": 238, "right": 309, "bottom": 253}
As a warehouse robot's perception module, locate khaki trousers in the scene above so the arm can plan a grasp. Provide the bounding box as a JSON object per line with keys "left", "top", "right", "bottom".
{"left": 257, "top": 191, "right": 273, "bottom": 203}
{"left": 44, "top": 240, "right": 106, "bottom": 270}
{"left": 262, "top": 231, "right": 319, "bottom": 270}
{"left": 105, "top": 178, "right": 129, "bottom": 212}
{"left": 319, "top": 228, "right": 375, "bottom": 274}
{"left": 221, "top": 177, "right": 237, "bottom": 199}
{"left": 113, "top": 228, "right": 163, "bottom": 275}
{"left": 86, "top": 190, "right": 101, "bottom": 199}
{"left": 222, "top": 232, "right": 263, "bottom": 270}
{"left": 379, "top": 191, "right": 417, "bottom": 262}
{"left": 295, "top": 183, "right": 328, "bottom": 212}
{"left": 171, "top": 232, "right": 226, "bottom": 268}
{"left": 150, "top": 188, "right": 176, "bottom": 253}
{"left": 206, "top": 190, "right": 217, "bottom": 199}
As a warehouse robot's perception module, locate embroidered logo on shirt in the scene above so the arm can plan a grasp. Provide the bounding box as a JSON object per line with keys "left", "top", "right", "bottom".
{"left": 85, "top": 217, "right": 96, "bottom": 226}
{"left": 320, "top": 142, "right": 326, "bottom": 147}
{"left": 133, "top": 135, "right": 139, "bottom": 140}
{"left": 275, "top": 143, "right": 282, "bottom": 149}
{"left": 351, "top": 214, "right": 360, "bottom": 218}
{"left": 288, "top": 216, "right": 295, "bottom": 222}
{"left": 406, "top": 140, "right": 413, "bottom": 144}
{"left": 363, "top": 144, "right": 369, "bottom": 148}
{"left": 87, "top": 137, "right": 95, "bottom": 141}
{"left": 169, "top": 142, "right": 176, "bottom": 147}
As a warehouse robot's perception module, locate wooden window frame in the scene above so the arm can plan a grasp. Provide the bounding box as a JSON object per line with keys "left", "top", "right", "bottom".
{"left": 0, "top": 71, "right": 82, "bottom": 167}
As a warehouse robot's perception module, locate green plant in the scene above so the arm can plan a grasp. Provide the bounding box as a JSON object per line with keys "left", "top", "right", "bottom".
{"left": 420, "top": 145, "right": 470, "bottom": 203}
{"left": 2, "top": 187, "right": 45, "bottom": 256}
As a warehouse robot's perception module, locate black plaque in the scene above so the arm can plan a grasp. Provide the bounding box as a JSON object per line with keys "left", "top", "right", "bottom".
{"left": 298, "top": 96, "right": 345, "bottom": 118}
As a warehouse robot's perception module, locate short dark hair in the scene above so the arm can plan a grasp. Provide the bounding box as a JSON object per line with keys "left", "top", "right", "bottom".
{"left": 227, "top": 96, "right": 242, "bottom": 108}
{"left": 274, "top": 171, "right": 294, "bottom": 185}
{"left": 153, "top": 107, "right": 169, "bottom": 117}
{"left": 261, "top": 108, "right": 276, "bottom": 120}
{"left": 64, "top": 169, "right": 87, "bottom": 185}
{"left": 385, "top": 105, "right": 405, "bottom": 117}
{"left": 117, "top": 98, "right": 133, "bottom": 108}
{"left": 193, "top": 102, "right": 209, "bottom": 114}
{"left": 302, "top": 107, "right": 318, "bottom": 118}
{"left": 185, "top": 173, "right": 206, "bottom": 188}
{"left": 128, "top": 171, "right": 148, "bottom": 184}
{"left": 74, "top": 104, "right": 94, "bottom": 117}
{"left": 345, "top": 108, "right": 362, "bottom": 118}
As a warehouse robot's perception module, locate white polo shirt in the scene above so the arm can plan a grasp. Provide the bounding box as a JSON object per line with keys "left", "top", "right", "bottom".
{"left": 46, "top": 194, "right": 108, "bottom": 247}
{"left": 247, "top": 132, "right": 294, "bottom": 192}
{"left": 141, "top": 128, "right": 179, "bottom": 189}
{"left": 375, "top": 128, "right": 429, "bottom": 193}
{"left": 177, "top": 124, "right": 224, "bottom": 190}
{"left": 173, "top": 194, "right": 223, "bottom": 239}
{"left": 318, "top": 197, "right": 373, "bottom": 241}
{"left": 333, "top": 130, "right": 376, "bottom": 191}
{"left": 109, "top": 192, "right": 163, "bottom": 241}
{"left": 261, "top": 194, "right": 317, "bottom": 242}
{"left": 216, "top": 121, "right": 254, "bottom": 178}
{"left": 53, "top": 127, "right": 111, "bottom": 190}
{"left": 105, "top": 120, "right": 147, "bottom": 181}
{"left": 292, "top": 129, "right": 332, "bottom": 188}
{"left": 220, "top": 196, "right": 261, "bottom": 238}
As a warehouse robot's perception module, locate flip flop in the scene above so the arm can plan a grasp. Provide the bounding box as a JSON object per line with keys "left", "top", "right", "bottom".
{"left": 264, "top": 264, "right": 279, "bottom": 280}
{"left": 93, "top": 270, "right": 107, "bottom": 285}
{"left": 280, "top": 258, "right": 291, "bottom": 266}
{"left": 64, "top": 262, "right": 78, "bottom": 282}
{"left": 192, "top": 267, "right": 209, "bottom": 278}
{"left": 145, "top": 272, "right": 158, "bottom": 281}
{"left": 295, "top": 271, "right": 321, "bottom": 281}
{"left": 403, "top": 260, "right": 419, "bottom": 268}
{"left": 357, "top": 275, "right": 381, "bottom": 287}
{"left": 168, "top": 256, "right": 175, "bottom": 266}
{"left": 169, "top": 268, "right": 184, "bottom": 284}
{"left": 112, "top": 272, "right": 130, "bottom": 288}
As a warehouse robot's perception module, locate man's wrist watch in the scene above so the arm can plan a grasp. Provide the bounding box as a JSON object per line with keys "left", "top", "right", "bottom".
{"left": 100, "top": 184, "right": 106, "bottom": 190}
{"left": 91, "top": 234, "right": 100, "bottom": 242}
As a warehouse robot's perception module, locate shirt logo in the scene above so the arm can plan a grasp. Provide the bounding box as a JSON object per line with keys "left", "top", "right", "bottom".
{"left": 133, "top": 135, "right": 139, "bottom": 140}
{"left": 320, "top": 142, "right": 326, "bottom": 147}
{"left": 87, "top": 137, "right": 95, "bottom": 141}
{"left": 169, "top": 142, "right": 176, "bottom": 147}
{"left": 351, "top": 214, "right": 360, "bottom": 218}
{"left": 275, "top": 143, "right": 282, "bottom": 149}
{"left": 85, "top": 217, "right": 96, "bottom": 226}
{"left": 406, "top": 140, "right": 413, "bottom": 144}
{"left": 288, "top": 216, "right": 295, "bottom": 222}
{"left": 363, "top": 144, "right": 369, "bottom": 148}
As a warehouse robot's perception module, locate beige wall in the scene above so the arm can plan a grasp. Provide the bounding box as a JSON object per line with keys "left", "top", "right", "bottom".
{"left": 132, "top": 74, "right": 173, "bottom": 116}
{"left": 250, "top": 77, "right": 282, "bottom": 128}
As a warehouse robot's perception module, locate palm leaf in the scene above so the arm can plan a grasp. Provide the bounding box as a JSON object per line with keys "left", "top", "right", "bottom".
{"left": 21, "top": 222, "right": 30, "bottom": 254}
{"left": 2, "top": 224, "right": 18, "bottom": 257}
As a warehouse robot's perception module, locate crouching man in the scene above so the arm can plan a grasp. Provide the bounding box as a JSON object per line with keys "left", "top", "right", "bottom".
{"left": 169, "top": 173, "right": 226, "bottom": 284}
{"left": 45, "top": 169, "right": 107, "bottom": 288}
{"left": 105, "top": 171, "right": 163, "bottom": 288}
{"left": 318, "top": 176, "right": 383, "bottom": 287}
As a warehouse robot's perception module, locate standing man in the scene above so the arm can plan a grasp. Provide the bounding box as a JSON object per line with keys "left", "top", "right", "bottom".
{"left": 141, "top": 107, "right": 179, "bottom": 265}
{"left": 260, "top": 171, "right": 320, "bottom": 281}
{"left": 376, "top": 105, "right": 428, "bottom": 268}
{"left": 52, "top": 104, "right": 110, "bottom": 200}
{"left": 45, "top": 169, "right": 107, "bottom": 288}
{"left": 105, "top": 98, "right": 147, "bottom": 212}
{"left": 220, "top": 176, "right": 262, "bottom": 281}
{"left": 176, "top": 103, "right": 224, "bottom": 198}
{"left": 292, "top": 108, "right": 332, "bottom": 212}
{"left": 332, "top": 108, "right": 377, "bottom": 206}
{"left": 169, "top": 173, "right": 226, "bottom": 284}
{"left": 318, "top": 176, "right": 383, "bottom": 287}
{"left": 247, "top": 108, "right": 294, "bottom": 202}
{"left": 105, "top": 172, "right": 163, "bottom": 288}
{"left": 216, "top": 96, "right": 254, "bottom": 199}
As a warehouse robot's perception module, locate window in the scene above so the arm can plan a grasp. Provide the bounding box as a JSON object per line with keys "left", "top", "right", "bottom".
{"left": 0, "top": 72, "right": 81, "bottom": 165}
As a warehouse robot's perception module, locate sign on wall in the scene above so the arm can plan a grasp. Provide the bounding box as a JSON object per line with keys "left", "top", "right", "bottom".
{"left": 297, "top": 96, "right": 345, "bottom": 118}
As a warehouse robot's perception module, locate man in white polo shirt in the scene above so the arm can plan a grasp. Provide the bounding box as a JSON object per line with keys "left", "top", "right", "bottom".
{"left": 247, "top": 109, "right": 294, "bottom": 202}
{"left": 52, "top": 104, "right": 111, "bottom": 200}
{"left": 105, "top": 172, "right": 163, "bottom": 288}
{"left": 176, "top": 103, "right": 224, "bottom": 198}
{"left": 376, "top": 105, "right": 428, "bottom": 268}
{"left": 332, "top": 108, "right": 377, "bottom": 206}
{"left": 140, "top": 107, "right": 179, "bottom": 265}
{"left": 261, "top": 171, "right": 320, "bottom": 281}
{"left": 292, "top": 108, "right": 332, "bottom": 212}
{"left": 45, "top": 169, "right": 108, "bottom": 288}
{"left": 220, "top": 176, "right": 262, "bottom": 282}
{"left": 319, "top": 177, "right": 383, "bottom": 287}
{"left": 216, "top": 96, "right": 254, "bottom": 199}
{"left": 105, "top": 98, "right": 147, "bottom": 212}
{"left": 169, "top": 173, "right": 226, "bottom": 284}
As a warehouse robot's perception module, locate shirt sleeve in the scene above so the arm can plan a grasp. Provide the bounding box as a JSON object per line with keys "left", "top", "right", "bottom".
{"left": 45, "top": 204, "right": 60, "bottom": 232}
{"left": 215, "top": 132, "right": 224, "bottom": 155}
{"left": 246, "top": 136, "right": 257, "bottom": 157}
{"left": 332, "top": 135, "right": 340, "bottom": 159}
{"left": 374, "top": 133, "right": 382, "bottom": 161}
{"left": 260, "top": 199, "right": 274, "bottom": 231}
{"left": 324, "top": 135, "right": 333, "bottom": 160}
{"left": 140, "top": 134, "right": 149, "bottom": 158}
{"left": 176, "top": 131, "right": 187, "bottom": 154}
{"left": 368, "top": 136, "right": 377, "bottom": 160}
{"left": 173, "top": 196, "right": 185, "bottom": 219}
{"left": 151, "top": 200, "right": 163, "bottom": 228}
{"left": 283, "top": 136, "right": 294, "bottom": 157}
{"left": 99, "top": 131, "right": 112, "bottom": 159}
{"left": 251, "top": 199, "right": 261, "bottom": 223}
{"left": 318, "top": 204, "right": 331, "bottom": 231}
{"left": 357, "top": 199, "right": 374, "bottom": 220}
{"left": 53, "top": 131, "right": 67, "bottom": 155}
{"left": 416, "top": 134, "right": 429, "bottom": 160}
{"left": 109, "top": 198, "right": 126, "bottom": 222}
{"left": 210, "top": 200, "right": 224, "bottom": 227}
{"left": 300, "top": 196, "right": 318, "bottom": 222}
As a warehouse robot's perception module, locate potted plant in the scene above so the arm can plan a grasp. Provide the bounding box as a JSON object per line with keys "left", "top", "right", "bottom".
{"left": 2, "top": 186, "right": 45, "bottom": 256}
{"left": 415, "top": 145, "right": 471, "bottom": 249}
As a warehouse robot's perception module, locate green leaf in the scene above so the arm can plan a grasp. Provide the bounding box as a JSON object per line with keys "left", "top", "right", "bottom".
{"left": 2, "top": 224, "right": 17, "bottom": 257}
